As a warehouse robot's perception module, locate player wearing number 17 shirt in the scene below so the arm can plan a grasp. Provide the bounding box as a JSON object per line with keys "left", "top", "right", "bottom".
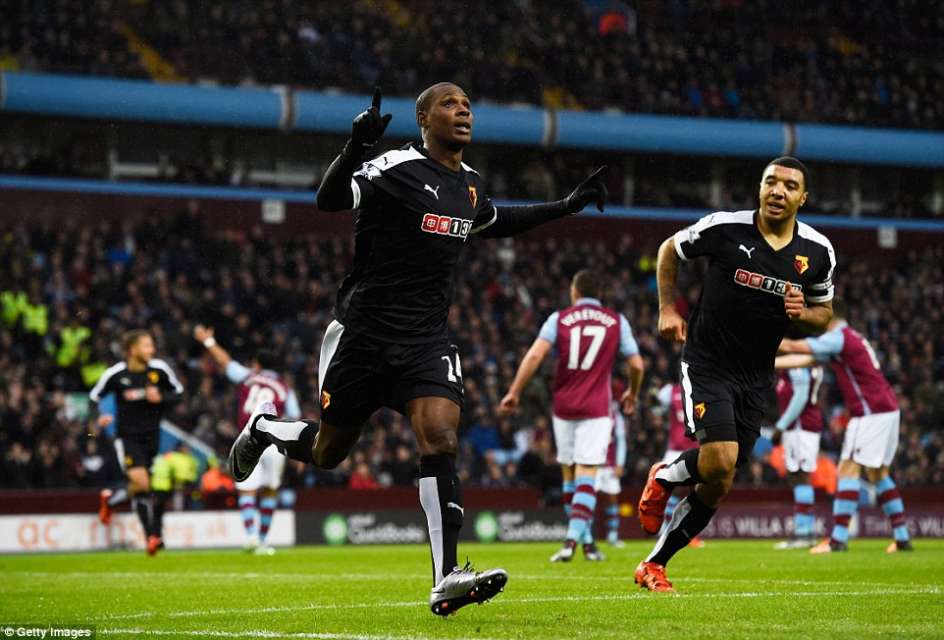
{"left": 499, "top": 270, "right": 644, "bottom": 563}
{"left": 227, "top": 82, "right": 609, "bottom": 616}
{"left": 634, "top": 157, "right": 836, "bottom": 592}
{"left": 195, "top": 325, "right": 300, "bottom": 555}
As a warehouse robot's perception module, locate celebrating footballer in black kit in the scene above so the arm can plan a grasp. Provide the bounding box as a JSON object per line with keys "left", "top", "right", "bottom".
{"left": 228, "top": 82, "right": 608, "bottom": 615}
{"left": 89, "top": 330, "right": 183, "bottom": 555}
{"left": 634, "top": 157, "right": 836, "bottom": 592}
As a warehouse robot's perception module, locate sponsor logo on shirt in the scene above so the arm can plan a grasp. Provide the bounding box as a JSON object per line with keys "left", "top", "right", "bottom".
{"left": 421, "top": 213, "right": 472, "bottom": 240}
{"left": 734, "top": 269, "right": 801, "bottom": 297}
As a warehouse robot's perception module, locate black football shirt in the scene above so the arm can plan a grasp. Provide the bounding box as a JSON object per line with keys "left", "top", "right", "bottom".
{"left": 339, "top": 143, "right": 498, "bottom": 342}
{"left": 674, "top": 209, "right": 836, "bottom": 384}
{"left": 89, "top": 359, "right": 184, "bottom": 437}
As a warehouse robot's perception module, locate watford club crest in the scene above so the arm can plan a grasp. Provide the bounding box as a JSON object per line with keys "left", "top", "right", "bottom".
{"left": 148, "top": 371, "right": 160, "bottom": 384}
{"left": 794, "top": 255, "right": 810, "bottom": 275}
{"left": 468, "top": 185, "right": 477, "bottom": 208}
{"left": 694, "top": 402, "right": 707, "bottom": 420}
{"left": 321, "top": 390, "right": 331, "bottom": 409}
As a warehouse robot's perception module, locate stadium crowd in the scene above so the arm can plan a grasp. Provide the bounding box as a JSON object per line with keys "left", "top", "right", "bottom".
{"left": 1, "top": 0, "right": 941, "bottom": 129}
{"left": 1, "top": 210, "right": 942, "bottom": 496}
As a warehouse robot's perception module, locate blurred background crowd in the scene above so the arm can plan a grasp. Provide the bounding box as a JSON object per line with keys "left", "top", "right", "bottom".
{"left": 2, "top": 210, "right": 942, "bottom": 497}
{"left": 2, "top": 0, "right": 941, "bottom": 128}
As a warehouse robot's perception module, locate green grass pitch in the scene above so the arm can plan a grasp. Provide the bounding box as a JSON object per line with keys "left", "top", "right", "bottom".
{"left": 2, "top": 540, "right": 942, "bottom": 639}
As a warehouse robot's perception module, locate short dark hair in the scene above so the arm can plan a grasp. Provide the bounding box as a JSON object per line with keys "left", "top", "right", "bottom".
{"left": 766, "top": 156, "right": 810, "bottom": 191}
{"left": 253, "top": 349, "right": 278, "bottom": 370}
{"left": 415, "top": 82, "right": 467, "bottom": 120}
{"left": 122, "top": 330, "right": 151, "bottom": 354}
{"left": 572, "top": 270, "right": 601, "bottom": 299}
{"left": 831, "top": 298, "right": 846, "bottom": 319}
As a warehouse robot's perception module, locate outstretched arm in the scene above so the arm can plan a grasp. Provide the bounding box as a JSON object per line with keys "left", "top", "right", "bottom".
{"left": 316, "top": 87, "right": 392, "bottom": 212}
{"left": 476, "top": 167, "right": 608, "bottom": 238}
{"left": 498, "top": 338, "right": 553, "bottom": 415}
{"left": 775, "top": 354, "right": 817, "bottom": 370}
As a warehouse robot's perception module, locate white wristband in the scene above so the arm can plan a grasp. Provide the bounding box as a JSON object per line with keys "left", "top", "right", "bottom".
{"left": 203, "top": 337, "right": 217, "bottom": 348}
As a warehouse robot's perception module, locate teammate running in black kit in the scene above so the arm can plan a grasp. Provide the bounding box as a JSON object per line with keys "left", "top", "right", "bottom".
{"left": 90, "top": 330, "right": 183, "bottom": 555}
{"left": 633, "top": 157, "right": 836, "bottom": 592}
{"left": 228, "top": 82, "right": 607, "bottom": 616}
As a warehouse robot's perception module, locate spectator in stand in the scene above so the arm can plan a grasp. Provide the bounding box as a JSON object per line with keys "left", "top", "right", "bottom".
{"left": 4, "top": 1, "right": 941, "bottom": 129}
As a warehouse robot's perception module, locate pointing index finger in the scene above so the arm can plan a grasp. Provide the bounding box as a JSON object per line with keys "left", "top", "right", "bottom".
{"left": 372, "top": 86, "right": 382, "bottom": 111}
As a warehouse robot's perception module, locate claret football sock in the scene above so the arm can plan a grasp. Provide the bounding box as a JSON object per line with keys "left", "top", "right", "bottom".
{"left": 875, "top": 476, "right": 911, "bottom": 543}
{"left": 239, "top": 494, "right": 257, "bottom": 538}
{"left": 565, "top": 476, "right": 597, "bottom": 543}
{"left": 830, "top": 477, "right": 860, "bottom": 545}
{"left": 259, "top": 495, "right": 277, "bottom": 542}
{"left": 793, "top": 484, "right": 815, "bottom": 539}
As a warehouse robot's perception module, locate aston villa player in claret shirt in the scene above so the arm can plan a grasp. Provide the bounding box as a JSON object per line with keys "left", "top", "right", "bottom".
{"left": 777, "top": 299, "right": 913, "bottom": 554}
{"left": 227, "top": 82, "right": 610, "bottom": 616}
{"left": 498, "top": 270, "right": 644, "bottom": 563}
{"left": 634, "top": 157, "right": 836, "bottom": 592}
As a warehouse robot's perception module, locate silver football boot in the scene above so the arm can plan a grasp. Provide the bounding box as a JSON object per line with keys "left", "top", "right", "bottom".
{"left": 429, "top": 562, "right": 508, "bottom": 616}
{"left": 227, "top": 401, "right": 275, "bottom": 482}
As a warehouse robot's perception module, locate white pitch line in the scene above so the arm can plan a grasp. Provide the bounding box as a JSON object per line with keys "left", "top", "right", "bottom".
{"left": 100, "top": 629, "right": 498, "bottom": 640}
{"left": 14, "top": 571, "right": 940, "bottom": 591}
{"left": 93, "top": 586, "right": 940, "bottom": 623}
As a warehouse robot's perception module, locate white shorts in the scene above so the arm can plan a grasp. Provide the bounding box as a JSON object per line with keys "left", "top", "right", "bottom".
{"left": 594, "top": 466, "right": 621, "bottom": 495}
{"left": 552, "top": 415, "right": 612, "bottom": 466}
{"left": 783, "top": 429, "right": 820, "bottom": 473}
{"left": 841, "top": 410, "right": 900, "bottom": 468}
{"left": 235, "top": 446, "right": 286, "bottom": 491}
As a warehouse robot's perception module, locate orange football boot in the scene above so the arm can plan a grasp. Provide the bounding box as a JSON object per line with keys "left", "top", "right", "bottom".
{"left": 98, "top": 489, "right": 113, "bottom": 526}
{"left": 146, "top": 535, "right": 162, "bottom": 556}
{"left": 634, "top": 561, "right": 675, "bottom": 593}
{"left": 638, "top": 463, "right": 672, "bottom": 535}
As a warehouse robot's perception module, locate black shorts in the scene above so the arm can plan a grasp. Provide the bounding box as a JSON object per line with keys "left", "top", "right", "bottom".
{"left": 115, "top": 431, "right": 159, "bottom": 472}
{"left": 679, "top": 361, "right": 769, "bottom": 467}
{"left": 318, "top": 320, "right": 464, "bottom": 427}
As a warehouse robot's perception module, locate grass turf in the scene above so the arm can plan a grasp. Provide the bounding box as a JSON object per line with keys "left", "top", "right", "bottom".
{"left": 1, "top": 539, "right": 942, "bottom": 639}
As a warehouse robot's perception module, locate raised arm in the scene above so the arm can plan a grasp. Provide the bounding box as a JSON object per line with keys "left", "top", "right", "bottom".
{"left": 316, "top": 87, "right": 392, "bottom": 212}
{"left": 194, "top": 325, "right": 251, "bottom": 383}
{"left": 194, "top": 325, "right": 232, "bottom": 369}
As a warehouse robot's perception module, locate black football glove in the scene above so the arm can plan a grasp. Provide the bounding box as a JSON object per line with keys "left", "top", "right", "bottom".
{"left": 351, "top": 86, "right": 393, "bottom": 152}
{"left": 563, "top": 165, "right": 608, "bottom": 214}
